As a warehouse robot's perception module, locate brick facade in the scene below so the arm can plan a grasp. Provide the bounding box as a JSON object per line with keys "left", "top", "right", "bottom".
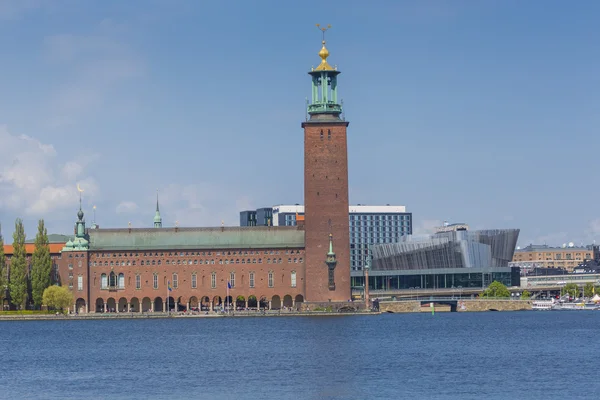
{"left": 57, "top": 247, "right": 306, "bottom": 313}
{"left": 302, "top": 120, "right": 351, "bottom": 302}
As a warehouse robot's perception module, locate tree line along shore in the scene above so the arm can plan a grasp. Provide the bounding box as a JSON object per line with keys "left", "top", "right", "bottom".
{"left": 1, "top": 218, "right": 72, "bottom": 313}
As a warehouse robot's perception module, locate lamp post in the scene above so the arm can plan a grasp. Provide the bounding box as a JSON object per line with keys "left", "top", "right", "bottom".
{"left": 364, "top": 254, "right": 371, "bottom": 310}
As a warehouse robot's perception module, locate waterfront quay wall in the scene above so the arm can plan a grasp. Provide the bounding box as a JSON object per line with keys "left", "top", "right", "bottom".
{"left": 380, "top": 300, "right": 533, "bottom": 313}
{"left": 298, "top": 301, "right": 366, "bottom": 312}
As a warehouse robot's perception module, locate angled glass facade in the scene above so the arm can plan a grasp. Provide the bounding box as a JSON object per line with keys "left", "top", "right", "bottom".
{"left": 371, "top": 229, "right": 520, "bottom": 271}
{"left": 350, "top": 228, "right": 521, "bottom": 292}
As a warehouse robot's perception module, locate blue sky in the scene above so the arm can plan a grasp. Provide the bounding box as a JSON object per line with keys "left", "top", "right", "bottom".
{"left": 0, "top": 0, "right": 599, "bottom": 247}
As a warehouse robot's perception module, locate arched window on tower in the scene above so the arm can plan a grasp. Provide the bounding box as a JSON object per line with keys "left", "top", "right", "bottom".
{"left": 118, "top": 273, "right": 125, "bottom": 289}
{"left": 101, "top": 273, "right": 107, "bottom": 289}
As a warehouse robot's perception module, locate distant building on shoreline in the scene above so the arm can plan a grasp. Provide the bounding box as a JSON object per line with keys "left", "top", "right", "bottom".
{"left": 2, "top": 234, "right": 68, "bottom": 310}
{"left": 240, "top": 205, "right": 412, "bottom": 271}
{"left": 511, "top": 243, "right": 599, "bottom": 272}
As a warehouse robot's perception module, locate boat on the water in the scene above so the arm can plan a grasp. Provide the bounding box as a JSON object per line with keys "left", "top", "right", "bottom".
{"left": 532, "top": 300, "right": 554, "bottom": 311}
{"left": 551, "top": 302, "right": 600, "bottom": 311}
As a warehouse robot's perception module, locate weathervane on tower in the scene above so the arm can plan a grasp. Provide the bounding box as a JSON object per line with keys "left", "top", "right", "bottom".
{"left": 316, "top": 23, "right": 331, "bottom": 41}
{"left": 314, "top": 24, "right": 334, "bottom": 72}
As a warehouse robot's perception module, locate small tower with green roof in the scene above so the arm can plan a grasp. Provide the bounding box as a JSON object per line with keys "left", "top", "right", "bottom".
{"left": 63, "top": 190, "right": 89, "bottom": 252}
{"left": 325, "top": 233, "right": 337, "bottom": 291}
{"left": 154, "top": 190, "right": 162, "bottom": 228}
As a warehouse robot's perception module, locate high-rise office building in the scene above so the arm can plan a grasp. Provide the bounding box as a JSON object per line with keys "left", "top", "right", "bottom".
{"left": 240, "top": 205, "right": 412, "bottom": 271}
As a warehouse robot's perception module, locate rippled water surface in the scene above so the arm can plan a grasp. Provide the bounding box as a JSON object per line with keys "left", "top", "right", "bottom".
{"left": 1, "top": 312, "right": 598, "bottom": 399}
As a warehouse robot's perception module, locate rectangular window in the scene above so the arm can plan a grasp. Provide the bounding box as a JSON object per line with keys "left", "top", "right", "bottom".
{"left": 291, "top": 271, "right": 297, "bottom": 288}
{"left": 230, "top": 272, "right": 235, "bottom": 288}
{"left": 173, "top": 273, "right": 178, "bottom": 289}
{"left": 191, "top": 273, "right": 197, "bottom": 289}
{"left": 249, "top": 272, "right": 255, "bottom": 288}
{"left": 268, "top": 272, "right": 274, "bottom": 288}
{"left": 211, "top": 273, "right": 216, "bottom": 289}
{"left": 153, "top": 274, "right": 158, "bottom": 289}
{"left": 101, "top": 274, "right": 107, "bottom": 289}
{"left": 136, "top": 275, "right": 141, "bottom": 289}
{"left": 77, "top": 276, "right": 83, "bottom": 291}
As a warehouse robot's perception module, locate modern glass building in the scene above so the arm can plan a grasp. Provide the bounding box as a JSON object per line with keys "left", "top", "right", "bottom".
{"left": 351, "top": 227, "right": 521, "bottom": 290}
{"left": 239, "top": 205, "right": 412, "bottom": 270}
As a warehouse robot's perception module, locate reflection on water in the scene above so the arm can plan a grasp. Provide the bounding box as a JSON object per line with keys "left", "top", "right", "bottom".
{"left": 1, "top": 312, "right": 599, "bottom": 399}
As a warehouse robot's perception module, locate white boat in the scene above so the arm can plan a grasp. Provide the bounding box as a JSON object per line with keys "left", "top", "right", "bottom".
{"left": 551, "top": 302, "right": 599, "bottom": 311}
{"left": 532, "top": 300, "right": 554, "bottom": 310}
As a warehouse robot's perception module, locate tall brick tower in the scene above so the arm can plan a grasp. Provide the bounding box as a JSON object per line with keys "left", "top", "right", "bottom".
{"left": 302, "top": 25, "right": 350, "bottom": 302}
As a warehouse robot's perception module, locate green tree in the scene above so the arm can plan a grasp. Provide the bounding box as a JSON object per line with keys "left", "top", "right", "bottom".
{"left": 583, "top": 282, "right": 595, "bottom": 298}
{"left": 0, "top": 228, "right": 6, "bottom": 307}
{"left": 481, "top": 281, "right": 511, "bottom": 298}
{"left": 42, "top": 285, "right": 73, "bottom": 313}
{"left": 521, "top": 290, "right": 531, "bottom": 300}
{"left": 31, "top": 220, "right": 52, "bottom": 308}
{"left": 561, "top": 283, "right": 579, "bottom": 298}
{"left": 9, "top": 218, "right": 27, "bottom": 310}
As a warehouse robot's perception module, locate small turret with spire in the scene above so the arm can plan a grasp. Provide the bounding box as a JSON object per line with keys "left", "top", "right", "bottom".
{"left": 325, "top": 233, "right": 337, "bottom": 291}
{"left": 154, "top": 190, "right": 162, "bottom": 228}
{"left": 64, "top": 184, "right": 89, "bottom": 251}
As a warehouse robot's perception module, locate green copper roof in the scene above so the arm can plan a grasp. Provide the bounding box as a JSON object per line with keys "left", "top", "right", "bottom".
{"left": 88, "top": 226, "right": 305, "bottom": 251}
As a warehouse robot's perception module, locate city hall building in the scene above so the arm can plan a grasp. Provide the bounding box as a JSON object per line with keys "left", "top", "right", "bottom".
{"left": 55, "top": 34, "right": 354, "bottom": 313}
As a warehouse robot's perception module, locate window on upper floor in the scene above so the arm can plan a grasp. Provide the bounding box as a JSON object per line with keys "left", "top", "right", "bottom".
{"left": 291, "top": 271, "right": 297, "bottom": 288}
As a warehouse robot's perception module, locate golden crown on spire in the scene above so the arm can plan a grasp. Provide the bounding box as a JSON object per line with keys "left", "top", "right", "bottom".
{"left": 314, "top": 24, "right": 334, "bottom": 71}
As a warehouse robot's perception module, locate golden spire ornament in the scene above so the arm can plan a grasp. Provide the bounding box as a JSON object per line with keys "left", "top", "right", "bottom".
{"left": 315, "top": 24, "right": 334, "bottom": 71}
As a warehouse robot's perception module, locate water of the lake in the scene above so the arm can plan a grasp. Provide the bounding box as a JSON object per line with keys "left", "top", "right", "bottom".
{"left": 0, "top": 312, "right": 598, "bottom": 399}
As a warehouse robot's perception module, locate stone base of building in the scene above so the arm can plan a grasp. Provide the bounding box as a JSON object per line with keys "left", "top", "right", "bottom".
{"left": 299, "top": 301, "right": 366, "bottom": 312}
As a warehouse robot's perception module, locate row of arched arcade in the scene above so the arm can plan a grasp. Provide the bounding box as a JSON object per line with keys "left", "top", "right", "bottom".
{"left": 72, "top": 294, "right": 305, "bottom": 313}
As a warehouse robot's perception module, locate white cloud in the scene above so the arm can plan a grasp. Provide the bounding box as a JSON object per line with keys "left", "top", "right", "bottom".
{"left": 0, "top": 125, "right": 99, "bottom": 216}
{"left": 62, "top": 161, "right": 83, "bottom": 181}
{"left": 146, "top": 183, "right": 254, "bottom": 228}
{"left": 116, "top": 201, "right": 138, "bottom": 214}
{"left": 412, "top": 218, "right": 442, "bottom": 235}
